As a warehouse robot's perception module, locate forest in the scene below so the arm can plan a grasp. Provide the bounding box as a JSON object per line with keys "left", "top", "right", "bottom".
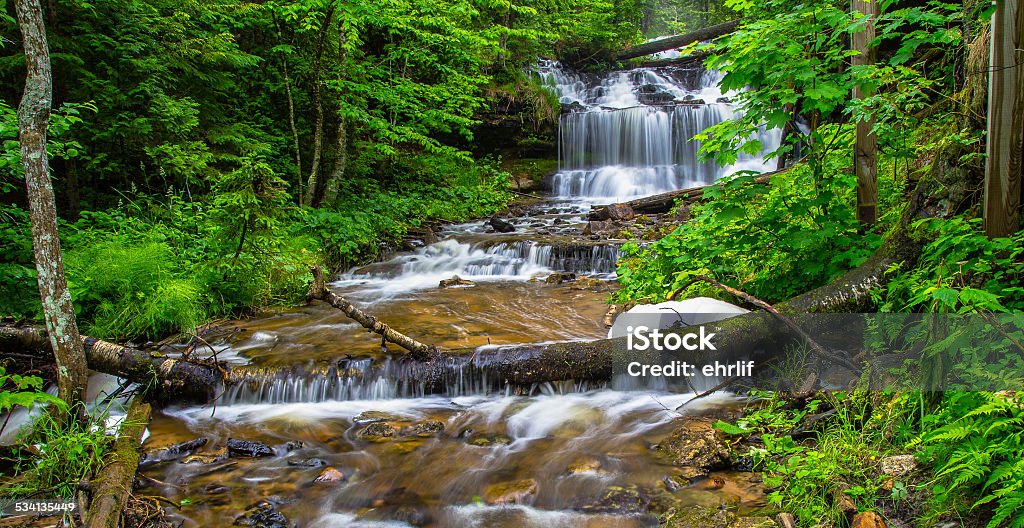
{"left": 0, "top": 0, "right": 1022, "bottom": 527}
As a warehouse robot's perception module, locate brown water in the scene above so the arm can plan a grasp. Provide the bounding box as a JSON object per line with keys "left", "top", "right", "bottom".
{"left": 137, "top": 202, "right": 765, "bottom": 527}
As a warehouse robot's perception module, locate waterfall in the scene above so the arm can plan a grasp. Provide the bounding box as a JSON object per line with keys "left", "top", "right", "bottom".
{"left": 536, "top": 60, "right": 781, "bottom": 201}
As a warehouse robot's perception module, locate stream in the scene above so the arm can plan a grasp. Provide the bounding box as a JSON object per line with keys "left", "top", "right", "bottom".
{"left": 137, "top": 60, "right": 780, "bottom": 527}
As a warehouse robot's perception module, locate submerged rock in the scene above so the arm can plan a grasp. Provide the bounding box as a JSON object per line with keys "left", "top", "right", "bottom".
{"left": 286, "top": 457, "right": 328, "bottom": 468}
{"left": 354, "top": 410, "right": 405, "bottom": 424}
{"left": 180, "top": 447, "right": 228, "bottom": 465}
{"left": 657, "top": 418, "right": 731, "bottom": 479}
{"left": 465, "top": 432, "right": 512, "bottom": 447}
{"left": 143, "top": 437, "right": 208, "bottom": 463}
{"left": 483, "top": 478, "right": 538, "bottom": 505}
{"left": 227, "top": 439, "right": 275, "bottom": 458}
{"left": 358, "top": 422, "right": 398, "bottom": 441}
{"left": 439, "top": 275, "right": 476, "bottom": 289}
{"left": 402, "top": 420, "right": 445, "bottom": 437}
{"left": 312, "top": 467, "right": 346, "bottom": 483}
{"left": 233, "top": 500, "right": 291, "bottom": 528}
{"left": 580, "top": 485, "right": 647, "bottom": 514}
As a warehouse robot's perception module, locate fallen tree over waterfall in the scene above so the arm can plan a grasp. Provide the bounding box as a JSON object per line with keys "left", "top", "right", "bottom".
{"left": 613, "top": 20, "right": 740, "bottom": 61}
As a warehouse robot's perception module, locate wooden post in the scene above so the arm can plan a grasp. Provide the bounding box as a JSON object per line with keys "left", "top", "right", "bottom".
{"left": 852, "top": 0, "right": 879, "bottom": 226}
{"left": 983, "top": 0, "right": 1023, "bottom": 238}
{"left": 15, "top": 0, "right": 89, "bottom": 415}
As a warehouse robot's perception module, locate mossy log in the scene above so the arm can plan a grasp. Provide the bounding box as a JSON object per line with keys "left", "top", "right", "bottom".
{"left": 613, "top": 20, "right": 740, "bottom": 61}
{"left": 85, "top": 396, "right": 151, "bottom": 528}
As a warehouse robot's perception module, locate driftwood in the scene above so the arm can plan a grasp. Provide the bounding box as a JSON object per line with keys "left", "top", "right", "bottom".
{"left": 613, "top": 20, "right": 740, "bottom": 61}
{"left": 85, "top": 396, "right": 151, "bottom": 528}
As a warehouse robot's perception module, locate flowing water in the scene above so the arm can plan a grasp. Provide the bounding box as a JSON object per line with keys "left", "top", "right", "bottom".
{"left": 138, "top": 60, "right": 777, "bottom": 527}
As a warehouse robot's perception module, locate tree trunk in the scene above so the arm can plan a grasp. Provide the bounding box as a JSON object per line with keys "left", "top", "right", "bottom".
{"left": 303, "top": 7, "right": 335, "bottom": 207}
{"left": 983, "top": 0, "right": 1023, "bottom": 237}
{"left": 852, "top": 0, "right": 879, "bottom": 226}
{"left": 84, "top": 396, "right": 151, "bottom": 528}
{"left": 590, "top": 168, "right": 780, "bottom": 217}
{"left": 613, "top": 19, "right": 739, "bottom": 61}
{"left": 320, "top": 28, "right": 349, "bottom": 207}
{"left": 15, "top": 0, "right": 88, "bottom": 416}
{"left": 283, "top": 57, "right": 303, "bottom": 206}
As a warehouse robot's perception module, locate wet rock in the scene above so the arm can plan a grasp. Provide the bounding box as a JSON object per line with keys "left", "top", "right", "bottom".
{"left": 730, "top": 517, "right": 778, "bottom": 528}
{"left": 581, "top": 485, "right": 649, "bottom": 514}
{"left": 281, "top": 441, "right": 304, "bottom": 452}
{"left": 879, "top": 455, "right": 917, "bottom": 477}
{"left": 733, "top": 455, "right": 755, "bottom": 472}
{"left": 439, "top": 275, "right": 476, "bottom": 289}
{"left": 638, "top": 92, "right": 676, "bottom": 105}
{"left": 563, "top": 101, "right": 588, "bottom": 113}
{"left": 233, "top": 500, "right": 290, "bottom": 528}
{"left": 489, "top": 215, "right": 516, "bottom": 233}
{"left": 354, "top": 410, "right": 405, "bottom": 424}
{"left": 693, "top": 475, "right": 726, "bottom": 490}
{"left": 312, "top": 467, "right": 346, "bottom": 483}
{"left": 180, "top": 447, "right": 228, "bottom": 464}
{"left": 466, "top": 432, "right": 512, "bottom": 446}
{"left": 657, "top": 418, "right": 730, "bottom": 479}
{"left": 662, "top": 475, "right": 687, "bottom": 492}
{"left": 402, "top": 420, "right": 445, "bottom": 437}
{"left": 583, "top": 220, "right": 617, "bottom": 236}
{"left": 143, "top": 437, "right": 208, "bottom": 463}
{"left": 358, "top": 422, "right": 397, "bottom": 441}
{"left": 777, "top": 513, "right": 798, "bottom": 528}
{"left": 567, "top": 456, "right": 603, "bottom": 474}
{"left": 570, "top": 276, "right": 612, "bottom": 292}
{"left": 589, "top": 203, "right": 634, "bottom": 221}
{"left": 638, "top": 83, "right": 660, "bottom": 94}
{"left": 287, "top": 457, "right": 328, "bottom": 468}
{"left": 851, "top": 512, "right": 887, "bottom": 528}
{"left": 717, "top": 96, "right": 732, "bottom": 104}
{"left": 483, "top": 479, "right": 538, "bottom": 505}
{"left": 545, "top": 272, "right": 577, "bottom": 284}
{"left": 227, "top": 439, "right": 276, "bottom": 458}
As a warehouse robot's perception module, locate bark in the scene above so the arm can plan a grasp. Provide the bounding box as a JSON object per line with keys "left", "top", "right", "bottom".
{"left": 85, "top": 396, "right": 151, "bottom": 528}
{"left": 320, "top": 29, "right": 349, "bottom": 207}
{"left": 0, "top": 325, "right": 223, "bottom": 400}
{"left": 852, "top": 0, "right": 879, "bottom": 226}
{"left": 303, "top": 7, "right": 335, "bottom": 207}
{"left": 622, "top": 51, "right": 711, "bottom": 70}
{"left": 307, "top": 266, "right": 441, "bottom": 360}
{"left": 613, "top": 20, "right": 740, "bottom": 61}
{"left": 982, "top": 0, "right": 1023, "bottom": 237}
{"left": 283, "top": 57, "right": 303, "bottom": 205}
{"left": 15, "top": 0, "right": 89, "bottom": 414}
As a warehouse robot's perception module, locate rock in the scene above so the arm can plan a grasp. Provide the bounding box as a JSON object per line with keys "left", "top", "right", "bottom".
{"left": 638, "top": 92, "right": 676, "bottom": 105}
{"left": 354, "top": 410, "right": 405, "bottom": 424}
{"left": 562, "top": 101, "right": 587, "bottom": 113}
{"left": 181, "top": 448, "right": 228, "bottom": 464}
{"left": 545, "top": 272, "right": 577, "bottom": 284}
{"left": 776, "top": 513, "right": 797, "bottom": 528}
{"left": 402, "top": 420, "right": 445, "bottom": 437}
{"left": 730, "top": 517, "right": 778, "bottom": 528}
{"left": 287, "top": 457, "right": 328, "bottom": 468}
{"left": 227, "top": 439, "right": 275, "bottom": 458}
{"left": 571, "top": 276, "right": 611, "bottom": 292}
{"left": 358, "top": 422, "right": 397, "bottom": 441}
{"left": 851, "top": 512, "right": 887, "bottom": 528}
{"left": 834, "top": 486, "right": 857, "bottom": 515}
{"left": 581, "top": 485, "right": 647, "bottom": 514}
{"left": 483, "top": 479, "right": 538, "bottom": 505}
{"left": 590, "top": 203, "right": 635, "bottom": 221}
{"left": 677, "top": 97, "right": 706, "bottom": 105}
{"left": 489, "top": 215, "right": 516, "bottom": 233}
{"left": 567, "top": 456, "right": 602, "bottom": 474}
{"left": 439, "top": 275, "right": 476, "bottom": 289}
{"left": 660, "top": 504, "right": 732, "bottom": 527}
{"left": 638, "top": 83, "right": 659, "bottom": 94}
{"left": 657, "top": 418, "right": 731, "bottom": 479}
{"left": 312, "top": 467, "right": 346, "bottom": 483}
{"left": 693, "top": 475, "right": 726, "bottom": 490}
{"left": 466, "top": 432, "right": 512, "bottom": 446}
{"left": 143, "top": 437, "right": 208, "bottom": 463}
{"left": 281, "top": 441, "right": 304, "bottom": 452}
{"left": 233, "top": 500, "right": 290, "bottom": 528}
{"left": 583, "top": 220, "right": 616, "bottom": 236}
{"left": 879, "top": 455, "right": 917, "bottom": 477}
{"left": 717, "top": 96, "right": 733, "bottom": 104}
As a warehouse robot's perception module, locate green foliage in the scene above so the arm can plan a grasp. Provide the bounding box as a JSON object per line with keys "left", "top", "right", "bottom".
{"left": 917, "top": 392, "right": 1024, "bottom": 528}
{"left": 882, "top": 217, "right": 1024, "bottom": 313}
{"left": 614, "top": 145, "right": 888, "bottom": 304}
{"left": 0, "top": 366, "right": 64, "bottom": 415}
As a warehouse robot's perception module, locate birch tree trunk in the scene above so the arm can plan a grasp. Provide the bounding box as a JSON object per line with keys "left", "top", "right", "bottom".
{"left": 15, "top": 0, "right": 89, "bottom": 415}
{"left": 303, "top": 7, "right": 335, "bottom": 207}
{"left": 983, "top": 0, "right": 1023, "bottom": 238}
{"left": 320, "top": 29, "right": 349, "bottom": 207}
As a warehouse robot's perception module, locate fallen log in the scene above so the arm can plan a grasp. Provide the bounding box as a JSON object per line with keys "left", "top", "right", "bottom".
{"left": 0, "top": 325, "right": 222, "bottom": 400}
{"left": 614, "top": 20, "right": 740, "bottom": 61}
{"left": 590, "top": 171, "right": 775, "bottom": 218}
{"left": 85, "top": 396, "right": 151, "bottom": 528}
{"left": 623, "top": 51, "right": 712, "bottom": 70}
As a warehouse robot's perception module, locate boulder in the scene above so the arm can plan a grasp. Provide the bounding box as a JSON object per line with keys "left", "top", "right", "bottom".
{"left": 489, "top": 215, "right": 516, "bottom": 233}
{"left": 483, "top": 479, "right": 538, "bottom": 505}
{"left": 583, "top": 220, "right": 616, "bottom": 236}
{"left": 590, "top": 203, "right": 635, "bottom": 221}
{"left": 402, "top": 420, "right": 445, "bottom": 437}
{"left": 545, "top": 272, "right": 577, "bottom": 284}
{"left": 227, "top": 439, "right": 275, "bottom": 458}
{"left": 358, "top": 422, "right": 397, "bottom": 441}
{"left": 657, "top": 418, "right": 731, "bottom": 479}
{"left": 233, "top": 500, "right": 290, "bottom": 528}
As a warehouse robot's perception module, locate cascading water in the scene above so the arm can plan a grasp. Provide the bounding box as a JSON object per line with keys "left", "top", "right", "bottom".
{"left": 536, "top": 60, "right": 780, "bottom": 201}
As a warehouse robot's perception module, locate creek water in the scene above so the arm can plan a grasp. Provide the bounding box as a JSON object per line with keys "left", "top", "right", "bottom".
{"left": 138, "top": 61, "right": 777, "bottom": 527}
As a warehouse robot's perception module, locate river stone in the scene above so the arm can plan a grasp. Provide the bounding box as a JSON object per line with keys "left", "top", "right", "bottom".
{"left": 850, "top": 512, "right": 887, "bottom": 528}
{"left": 233, "top": 500, "right": 290, "bottom": 528}
{"left": 359, "top": 422, "right": 398, "bottom": 441}
{"left": 489, "top": 215, "right": 516, "bottom": 233}
{"left": 439, "top": 275, "right": 476, "bottom": 289}
{"left": 545, "top": 272, "right": 577, "bottom": 284}
{"left": 354, "top": 410, "right": 405, "bottom": 424}
{"left": 583, "top": 220, "right": 616, "bottom": 236}
{"left": 580, "top": 485, "right": 647, "bottom": 514}
{"left": 227, "top": 439, "right": 276, "bottom": 458}
{"left": 143, "top": 437, "right": 208, "bottom": 463}
{"left": 879, "top": 454, "right": 917, "bottom": 477}
{"left": 403, "top": 420, "right": 445, "bottom": 437}
{"left": 567, "top": 456, "right": 603, "bottom": 474}
{"left": 287, "top": 457, "right": 328, "bottom": 468}
{"left": 608, "top": 297, "right": 749, "bottom": 339}
{"left": 570, "top": 276, "right": 612, "bottom": 292}
{"left": 466, "top": 432, "right": 512, "bottom": 446}
{"left": 483, "top": 479, "right": 538, "bottom": 505}
{"left": 657, "top": 418, "right": 730, "bottom": 478}
{"left": 180, "top": 447, "right": 228, "bottom": 465}
{"left": 312, "top": 467, "right": 346, "bottom": 483}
